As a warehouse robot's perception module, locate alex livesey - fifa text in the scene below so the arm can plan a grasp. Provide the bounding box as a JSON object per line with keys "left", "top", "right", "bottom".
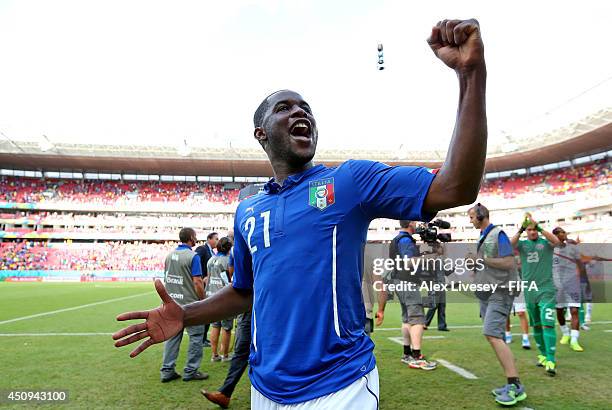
{"left": 373, "top": 280, "right": 540, "bottom": 294}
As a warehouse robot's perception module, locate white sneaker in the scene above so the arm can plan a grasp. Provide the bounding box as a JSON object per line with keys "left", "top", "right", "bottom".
{"left": 521, "top": 336, "right": 531, "bottom": 349}
{"left": 211, "top": 354, "right": 221, "bottom": 362}
{"left": 580, "top": 324, "right": 590, "bottom": 331}
{"left": 504, "top": 334, "right": 512, "bottom": 344}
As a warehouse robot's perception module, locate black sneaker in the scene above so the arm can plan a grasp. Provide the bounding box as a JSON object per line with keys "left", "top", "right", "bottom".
{"left": 183, "top": 371, "right": 209, "bottom": 381}
{"left": 161, "top": 372, "right": 181, "bottom": 383}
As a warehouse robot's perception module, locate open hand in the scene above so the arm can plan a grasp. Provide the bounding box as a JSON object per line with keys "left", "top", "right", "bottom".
{"left": 112, "top": 279, "right": 184, "bottom": 358}
{"left": 427, "top": 19, "right": 484, "bottom": 72}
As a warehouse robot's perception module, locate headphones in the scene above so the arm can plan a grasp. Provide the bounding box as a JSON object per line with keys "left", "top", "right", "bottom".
{"left": 475, "top": 203, "right": 487, "bottom": 222}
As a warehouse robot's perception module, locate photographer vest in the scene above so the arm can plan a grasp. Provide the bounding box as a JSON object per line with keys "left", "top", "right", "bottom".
{"left": 205, "top": 253, "right": 230, "bottom": 298}
{"left": 388, "top": 231, "right": 419, "bottom": 282}
{"left": 475, "top": 225, "right": 518, "bottom": 288}
{"left": 164, "top": 248, "right": 200, "bottom": 306}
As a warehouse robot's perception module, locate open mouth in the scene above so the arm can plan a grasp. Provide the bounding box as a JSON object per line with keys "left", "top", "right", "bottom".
{"left": 289, "top": 120, "right": 311, "bottom": 139}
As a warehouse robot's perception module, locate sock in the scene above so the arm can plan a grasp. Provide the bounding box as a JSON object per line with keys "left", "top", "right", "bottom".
{"left": 560, "top": 324, "right": 570, "bottom": 337}
{"left": 507, "top": 377, "right": 521, "bottom": 388}
{"left": 542, "top": 326, "right": 557, "bottom": 362}
{"left": 505, "top": 331, "right": 512, "bottom": 338}
{"left": 403, "top": 345, "right": 412, "bottom": 356}
{"left": 578, "top": 304, "right": 585, "bottom": 325}
{"left": 586, "top": 303, "right": 593, "bottom": 320}
{"left": 522, "top": 333, "right": 529, "bottom": 340}
{"left": 571, "top": 329, "right": 579, "bottom": 344}
{"left": 533, "top": 326, "right": 545, "bottom": 356}
{"left": 412, "top": 349, "right": 421, "bottom": 358}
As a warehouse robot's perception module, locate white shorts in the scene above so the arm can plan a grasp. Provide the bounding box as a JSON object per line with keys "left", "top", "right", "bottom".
{"left": 250, "top": 367, "right": 379, "bottom": 410}
{"left": 556, "top": 302, "right": 581, "bottom": 308}
{"left": 513, "top": 303, "right": 526, "bottom": 313}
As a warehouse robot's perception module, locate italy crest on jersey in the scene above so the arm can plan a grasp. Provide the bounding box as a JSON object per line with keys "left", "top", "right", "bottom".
{"left": 309, "top": 178, "right": 335, "bottom": 210}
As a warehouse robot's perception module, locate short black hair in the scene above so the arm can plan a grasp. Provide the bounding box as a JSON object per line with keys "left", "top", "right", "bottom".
{"left": 179, "top": 227, "right": 196, "bottom": 243}
{"left": 216, "top": 237, "right": 232, "bottom": 254}
{"left": 552, "top": 227, "right": 565, "bottom": 235}
{"left": 399, "top": 220, "right": 413, "bottom": 228}
{"left": 253, "top": 90, "right": 291, "bottom": 128}
{"left": 207, "top": 232, "right": 218, "bottom": 241}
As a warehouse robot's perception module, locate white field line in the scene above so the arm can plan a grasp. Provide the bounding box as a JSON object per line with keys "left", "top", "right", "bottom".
{"left": 0, "top": 333, "right": 113, "bottom": 336}
{"left": 604, "top": 330, "right": 612, "bottom": 333}
{"left": 378, "top": 320, "right": 612, "bottom": 331}
{"left": 436, "top": 359, "right": 478, "bottom": 380}
{"left": 0, "top": 292, "right": 152, "bottom": 325}
{"left": 387, "top": 336, "right": 477, "bottom": 379}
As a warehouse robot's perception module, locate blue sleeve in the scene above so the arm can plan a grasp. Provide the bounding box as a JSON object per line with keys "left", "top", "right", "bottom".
{"left": 497, "top": 232, "right": 513, "bottom": 257}
{"left": 398, "top": 237, "right": 418, "bottom": 258}
{"left": 191, "top": 254, "right": 202, "bottom": 277}
{"left": 232, "top": 208, "right": 254, "bottom": 290}
{"left": 228, "top": 247, "right": 234, "bottom": 268}
{"left": 347, "top": 160, "right": 437, "bottom": 221}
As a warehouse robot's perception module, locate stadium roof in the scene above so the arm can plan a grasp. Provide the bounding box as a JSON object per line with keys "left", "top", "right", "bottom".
{"left": 1, "top": 108, "right": 611, "bottom": 177}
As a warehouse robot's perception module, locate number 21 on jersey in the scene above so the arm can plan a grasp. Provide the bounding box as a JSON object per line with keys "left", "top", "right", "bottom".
{"left": 244, "top": 210, "right": 271, "bottom": 254}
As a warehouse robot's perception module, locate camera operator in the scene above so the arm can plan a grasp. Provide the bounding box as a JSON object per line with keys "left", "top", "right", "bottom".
{"left": 375, "top": 220, "right": 437, "bottom": 371}
{"left": 424, "top": 242, "right": 451, "bottom": 331}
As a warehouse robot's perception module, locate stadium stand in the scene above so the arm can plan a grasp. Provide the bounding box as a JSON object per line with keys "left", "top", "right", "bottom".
{"left": 0, "top": 156, "right": 610, "bottom": 274}
{"left": 0, "top": 178, "right": 241, "bottom": 205}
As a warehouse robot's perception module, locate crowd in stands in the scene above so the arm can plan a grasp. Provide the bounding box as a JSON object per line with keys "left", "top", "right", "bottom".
{"left": 1, "top": 159, "right": 609, "bottom": 206}
{"left": 480, "top": 158, "right": 610, "bottom": 199}
{"left": 0, "top": 178, "right": 241, "bottom": 205}
{"left": 0, "top": 211, "right": 233, "bottom": 235}
{"left": 0, "top": 240, "right": 174, "bottom": 271}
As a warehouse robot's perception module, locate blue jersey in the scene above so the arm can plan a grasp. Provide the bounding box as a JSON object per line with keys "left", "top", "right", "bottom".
{"left": 232, "top": 160, "right": 436, "bottom": 404}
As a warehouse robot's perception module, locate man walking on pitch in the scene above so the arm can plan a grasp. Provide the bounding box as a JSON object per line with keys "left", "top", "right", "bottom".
{"left": 376, "top": 220, "right": 437, "bottom": 371}
{"left": 552, "top": 227, "right": 586, "bottom": 352}
{"left": 511, "top": 214, "right": 561, "bottom": 376}
{"left": 468, "top": 203, "right": 526, "bottom": 406}
{"left": 160, "top": 228, "right": 209, "bottom": 382}
{"left": 113, "top": 18, "right": 488, "bottom": 408}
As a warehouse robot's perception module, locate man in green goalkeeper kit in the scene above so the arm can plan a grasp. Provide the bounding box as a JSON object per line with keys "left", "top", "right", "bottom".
{"left": 511, "top": 213, "right": 561, "bottom": 376}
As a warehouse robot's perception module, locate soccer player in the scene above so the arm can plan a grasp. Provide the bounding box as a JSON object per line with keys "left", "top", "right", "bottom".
{"left": 511, "top": 214, "right": 561, "bottom": 376}
{"left": 552, "top": 227, "right": 586, "bottom": 352}
{"left": 506, "top": 292, "right": 532, "bottom": 349}
{"left": 506, "top": 254, "right": 531, "bottom": 349}
{"left": 113, "top": 18, "right": 487, "bottom": 408}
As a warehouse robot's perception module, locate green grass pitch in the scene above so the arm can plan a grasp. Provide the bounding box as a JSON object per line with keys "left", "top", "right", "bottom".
{"left": 1, "top": 282, "right": 611, "bottom": 409}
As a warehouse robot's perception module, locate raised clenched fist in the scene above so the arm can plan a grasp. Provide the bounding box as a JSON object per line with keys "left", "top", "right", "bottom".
{"left": 427, "top": 19, "right": 485, "bottom": 72}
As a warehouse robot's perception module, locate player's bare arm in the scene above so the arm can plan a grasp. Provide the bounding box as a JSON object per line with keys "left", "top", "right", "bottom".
{"left": 113, "top": 279, "right": 252, "bottom": 357}
{"left": 193, "top": 275, "right": 205, "bottom": 300}
{"left": 423, "top": 19, "right": 487, "bottom": 213}
{"left": 511, "top": 214, "right": 532, "bottom": 247}
{"left": 373, "top": 274, "right": 387, "bottom": 326}
{"left": 540, "top": 227, "right": 561, "bottom": 247}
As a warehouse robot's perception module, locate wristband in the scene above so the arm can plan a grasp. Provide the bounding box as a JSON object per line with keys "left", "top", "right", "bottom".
{"left": 536, "top": 225, "right": 543, "bottom": 233}
{"left": 519, "top": 227, "right": 525, "bottom": 234}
